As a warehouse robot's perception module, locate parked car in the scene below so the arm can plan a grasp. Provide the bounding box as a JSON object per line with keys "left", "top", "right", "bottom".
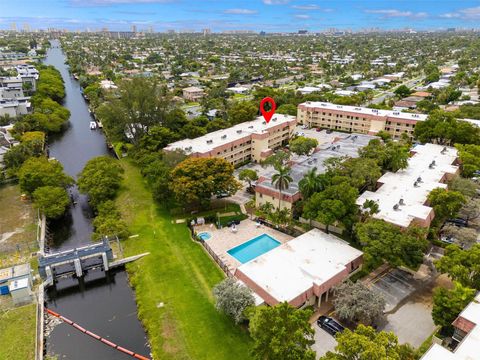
{"left": 316, "top": 127, "right": 322, "bottom": 132}
{"left": 216, "top": 192, "right": 230, "bottom": 199}
{"left": 317, "top": 316, "right": 345, "bottom": 336}
{"left": 446, "top": 218, "right": 468, "bottom": 227}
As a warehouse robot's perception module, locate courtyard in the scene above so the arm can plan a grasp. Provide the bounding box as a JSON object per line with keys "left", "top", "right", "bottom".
{"left": 194, "top": 219, "right": 293, "bottom": 273}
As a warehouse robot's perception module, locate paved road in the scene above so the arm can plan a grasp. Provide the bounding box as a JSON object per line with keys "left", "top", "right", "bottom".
{"left": 312, "top": 323, "right": 337, "bottom": 359}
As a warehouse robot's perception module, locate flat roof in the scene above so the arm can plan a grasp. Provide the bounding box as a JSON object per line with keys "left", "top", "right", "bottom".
{"left": 0, "top": 263, "right": 30, "bottom": 282}
{"left": 256, "top": 132, "right": 376, "bottom": 196}
{"left": 236, "top": 229, "right": 363, "bottom": 304}
{"left": 356, "top": 143, "right": 458, "bottom": 227}
{"left": 164, "top": 114, "right": 296, "bottom": 155}
{"left": 299, "top": 101, "right": 428, "bottom": 122}
{"left": 422, "top": 293, "right": 480, "bottom": 360}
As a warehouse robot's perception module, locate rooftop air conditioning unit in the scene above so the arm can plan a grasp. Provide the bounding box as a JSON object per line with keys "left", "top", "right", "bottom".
{"left": 414, "top": 181, "right": 419, "bottom": 187}
{"left": 221, "top": 135, "right": 227, "bottom": 139}
{"left": 249, "top": 126, "right": 254, "bottom": 129}
{"left": 393, "top": 203, "right": 400, "bottom": 210}
{"left": 399, "top": 198, "right": 405, "bottom": 205}
{"left": 441, "top": 147, "right": 447, "bottom": 154}
{"left": 206, "top": 140, "right": 213, "bottom": 144}
{"left": 237, "top": 130, "right": 242, "bottom": 134}
{"left": 262, "top": 121, "right": 266, "bottom": 125}
{"left": 417, "top": 176, "right": 422, "bottom": 183}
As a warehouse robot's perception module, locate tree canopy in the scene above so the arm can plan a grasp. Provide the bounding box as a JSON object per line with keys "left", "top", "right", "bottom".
{"left": 427, "top": 188, "right": 466, "bottom": 223}
{"left": 33, "top": 186, "right": 70, "bottom": 219}
{"left": 249, "top": 302, "right": 316, "bottom": 360}
{"left": 18, "top": 157, "right": 73, "bottom": 195}
{"left": 333, "top": 280, "right": 386, "bottom": 325}
{"left": 432, "top": 282, "right": 476, "bottom": 331}
{"left": 321, "top": 325, "right": 415, "bottom": 360}
{"left": 414, "top": 110, "right": 480, "bottom": 146}
{"left": 435, "top": 244, "right": 480, "bottom": 290}
{"left": 289, "top": 136, "right": 318, "bottom": 156}
{"left": 212, "top": 278, "right": 255, "bottom": 324}
{"left": 355, "top": 219, "right": 428, "bottom": 269}
{"left": 170, "top": 157, "right": 240, "bottom": 207}
{"left": 77, "top": 156, "right": 124, "bottom": 208}
{"left": 303, "top": 181, "right": 359, "bottom": 232}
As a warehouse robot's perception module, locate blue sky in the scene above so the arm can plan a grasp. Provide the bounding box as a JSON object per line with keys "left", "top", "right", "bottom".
{"left": 1, "top": 1, "right": 480, "bottom": 32}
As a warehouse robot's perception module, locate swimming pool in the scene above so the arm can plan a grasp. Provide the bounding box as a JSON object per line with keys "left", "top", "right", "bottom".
{"left": 227, "top": 234, "right": 281, "bottom": 264}
{"left": 198, "top": 232, "right": 211, "bottom": 241}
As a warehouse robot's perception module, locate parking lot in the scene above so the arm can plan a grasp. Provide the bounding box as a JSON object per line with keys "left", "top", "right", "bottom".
{"left": 312, "top": 322, "right": 337, "bottom": 359}
{"left": 369, "top": 268, "right": 417, "bottom": 312}
{"left": 367, "top": 268, "right": 439, "bottom": 348}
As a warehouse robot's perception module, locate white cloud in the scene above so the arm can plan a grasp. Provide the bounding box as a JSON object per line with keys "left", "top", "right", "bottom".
{"left": 440, "top": 6, "right": 480, "bottom": 20}
{"left": 291, "top": 5, "right": 319, "bottom": 10}
{"left": 224, "top": 8, "right": 258, "bottom": 15}
{"left": 294, "top": 14, "right": 310, "bottom": 19}
{"left": 263, "top": 0, "right": 290, "bottom": 5}
{"left": 365, "top": 9, "right": 428, "bottom": 19}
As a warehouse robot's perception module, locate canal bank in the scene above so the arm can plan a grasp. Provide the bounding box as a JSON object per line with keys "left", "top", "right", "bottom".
{"left": 42, "top": 40, "right": 149, "bottom": 360}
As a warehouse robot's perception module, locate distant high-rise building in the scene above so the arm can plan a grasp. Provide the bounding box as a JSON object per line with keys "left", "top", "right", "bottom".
{"left": 298, "top": 29, "right": 308, "bottom": 34}
{"left": 23, "top": 23, "right": 30, "bottom": 32}
{"left": 447, "top": 28, "right": 456, "bottom": 32}
{"left": 10, "top": 23, "right": 17, "bottom": 32}
{"left": 148, "top": 26, "right": 154, "bottom": 33}
{"left": 202, "top": 28, "right": 211, "bottom": 36}
{"left": 131, "top": 24, "right": 137, "bottom": 33}
{"left": 260, "top": 31, "right": 266, "bottom": 36}
{"left": 167, "top": 29, "right": 175, "bottom": 34}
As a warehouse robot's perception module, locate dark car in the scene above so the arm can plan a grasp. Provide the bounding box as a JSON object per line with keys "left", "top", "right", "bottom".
{"left": 317, "top": 316, "right": 345, "bottom": 336}
{"left": 216, "top": 192, "right": 230, "bottom": 199}
{"left": 446, "top": 218, "right": 468, "bottom": 227}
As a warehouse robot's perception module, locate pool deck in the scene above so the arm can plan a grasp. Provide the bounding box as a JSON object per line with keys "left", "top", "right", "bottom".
{"left": 194, "top": 220, "right": 293, "bottom": 273}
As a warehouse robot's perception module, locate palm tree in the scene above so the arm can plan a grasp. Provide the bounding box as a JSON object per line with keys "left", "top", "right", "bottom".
{"left": 298, "top": 167, "right": 326, "bottom": 198}
{"left": 271, "top": 165, "right": 293, "bottom": 210}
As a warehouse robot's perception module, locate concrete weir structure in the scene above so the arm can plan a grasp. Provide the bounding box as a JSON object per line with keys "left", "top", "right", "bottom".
{"left": 38, "top": 239, "right": 113, "bottom": 284}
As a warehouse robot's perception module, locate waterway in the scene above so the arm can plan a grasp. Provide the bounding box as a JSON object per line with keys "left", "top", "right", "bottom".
{"left": 43, "top": 40, "right": 150, "bottom": 360}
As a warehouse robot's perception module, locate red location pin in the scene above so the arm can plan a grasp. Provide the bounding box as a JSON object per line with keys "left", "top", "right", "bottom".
{"left": 260, "top": 97, "right": 276, "bottom": 124}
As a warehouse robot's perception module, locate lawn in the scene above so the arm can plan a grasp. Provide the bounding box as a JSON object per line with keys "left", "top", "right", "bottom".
{"left": 0, "top": 303, "right": 36, "bottom": 360}
{"left": 116, "top": 160, "right": 253, "bottom": 360}
{"left": 0, "top": 184, "right": 37, "bottom": 268}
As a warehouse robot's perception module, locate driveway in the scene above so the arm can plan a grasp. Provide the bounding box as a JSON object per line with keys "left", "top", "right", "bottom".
{"left": 367, "top": 268, "right": 442, "bottom": 348}
{"left": 312, "top": 323, "right": 337, "bottom": 359}
{"left": 369, "top": 268, "right": 417, "bottom": 312}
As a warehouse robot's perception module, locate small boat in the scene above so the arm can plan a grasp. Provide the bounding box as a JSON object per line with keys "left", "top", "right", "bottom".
{"left": 89, "top": 121, "right": 97, "bottom": 130}
{"left": 97, "top": 121, "right": 103, "bottom": 129}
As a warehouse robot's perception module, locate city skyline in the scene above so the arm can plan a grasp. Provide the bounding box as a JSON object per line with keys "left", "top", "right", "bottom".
{"left": 1, "top": 0, "right": 480, "bottom": 32}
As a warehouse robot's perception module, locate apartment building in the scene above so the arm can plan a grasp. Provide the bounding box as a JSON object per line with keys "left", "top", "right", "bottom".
{"left": 163, "top": 114, "right": 297, "bottom": 166}
{"left": 356, "top": 143, "right": 459, "bottom": 229}
{"left": 182, "top": 86, "right": 204, "bottom": 102}
{"left": 235, "top": 229, "right": 363, "bottom": 308}
{"left": 255, "top": 133, "right": 376, "bottom": 210}
{"left": 297, "top": 101, "right": 427, "bottom": 139}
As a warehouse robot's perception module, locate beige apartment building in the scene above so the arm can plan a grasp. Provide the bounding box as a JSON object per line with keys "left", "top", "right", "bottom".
{"left": 297, "top": 101, "right": 426, "bottom": 139}
{"left": 163, "top": 114, "right": 297, "bottom": 166}
{"left": 182, "top": 86, "right": 204, "bottom": 102}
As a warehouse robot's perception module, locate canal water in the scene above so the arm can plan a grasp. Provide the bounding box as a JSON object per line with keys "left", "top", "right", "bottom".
{"left": 43, "top": 40, "right": 150, "bottom": 359}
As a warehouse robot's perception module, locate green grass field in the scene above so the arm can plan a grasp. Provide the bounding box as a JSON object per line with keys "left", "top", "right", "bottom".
{"left": 0, "top": 304, "right": 36, "bottom": 360}
{"left": 117, "top": 160, "right": 252, "bottom": 360}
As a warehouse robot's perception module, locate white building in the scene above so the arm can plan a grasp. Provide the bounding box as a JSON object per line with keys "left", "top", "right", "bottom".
{"left": 235, "top": 229, "right": 363, "bottom": 308}
{"left": 356, "top": 144, "right": 459, "bottom": 228}
{"left": 421, "top": 293, "right": 480, "bottom": 360}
